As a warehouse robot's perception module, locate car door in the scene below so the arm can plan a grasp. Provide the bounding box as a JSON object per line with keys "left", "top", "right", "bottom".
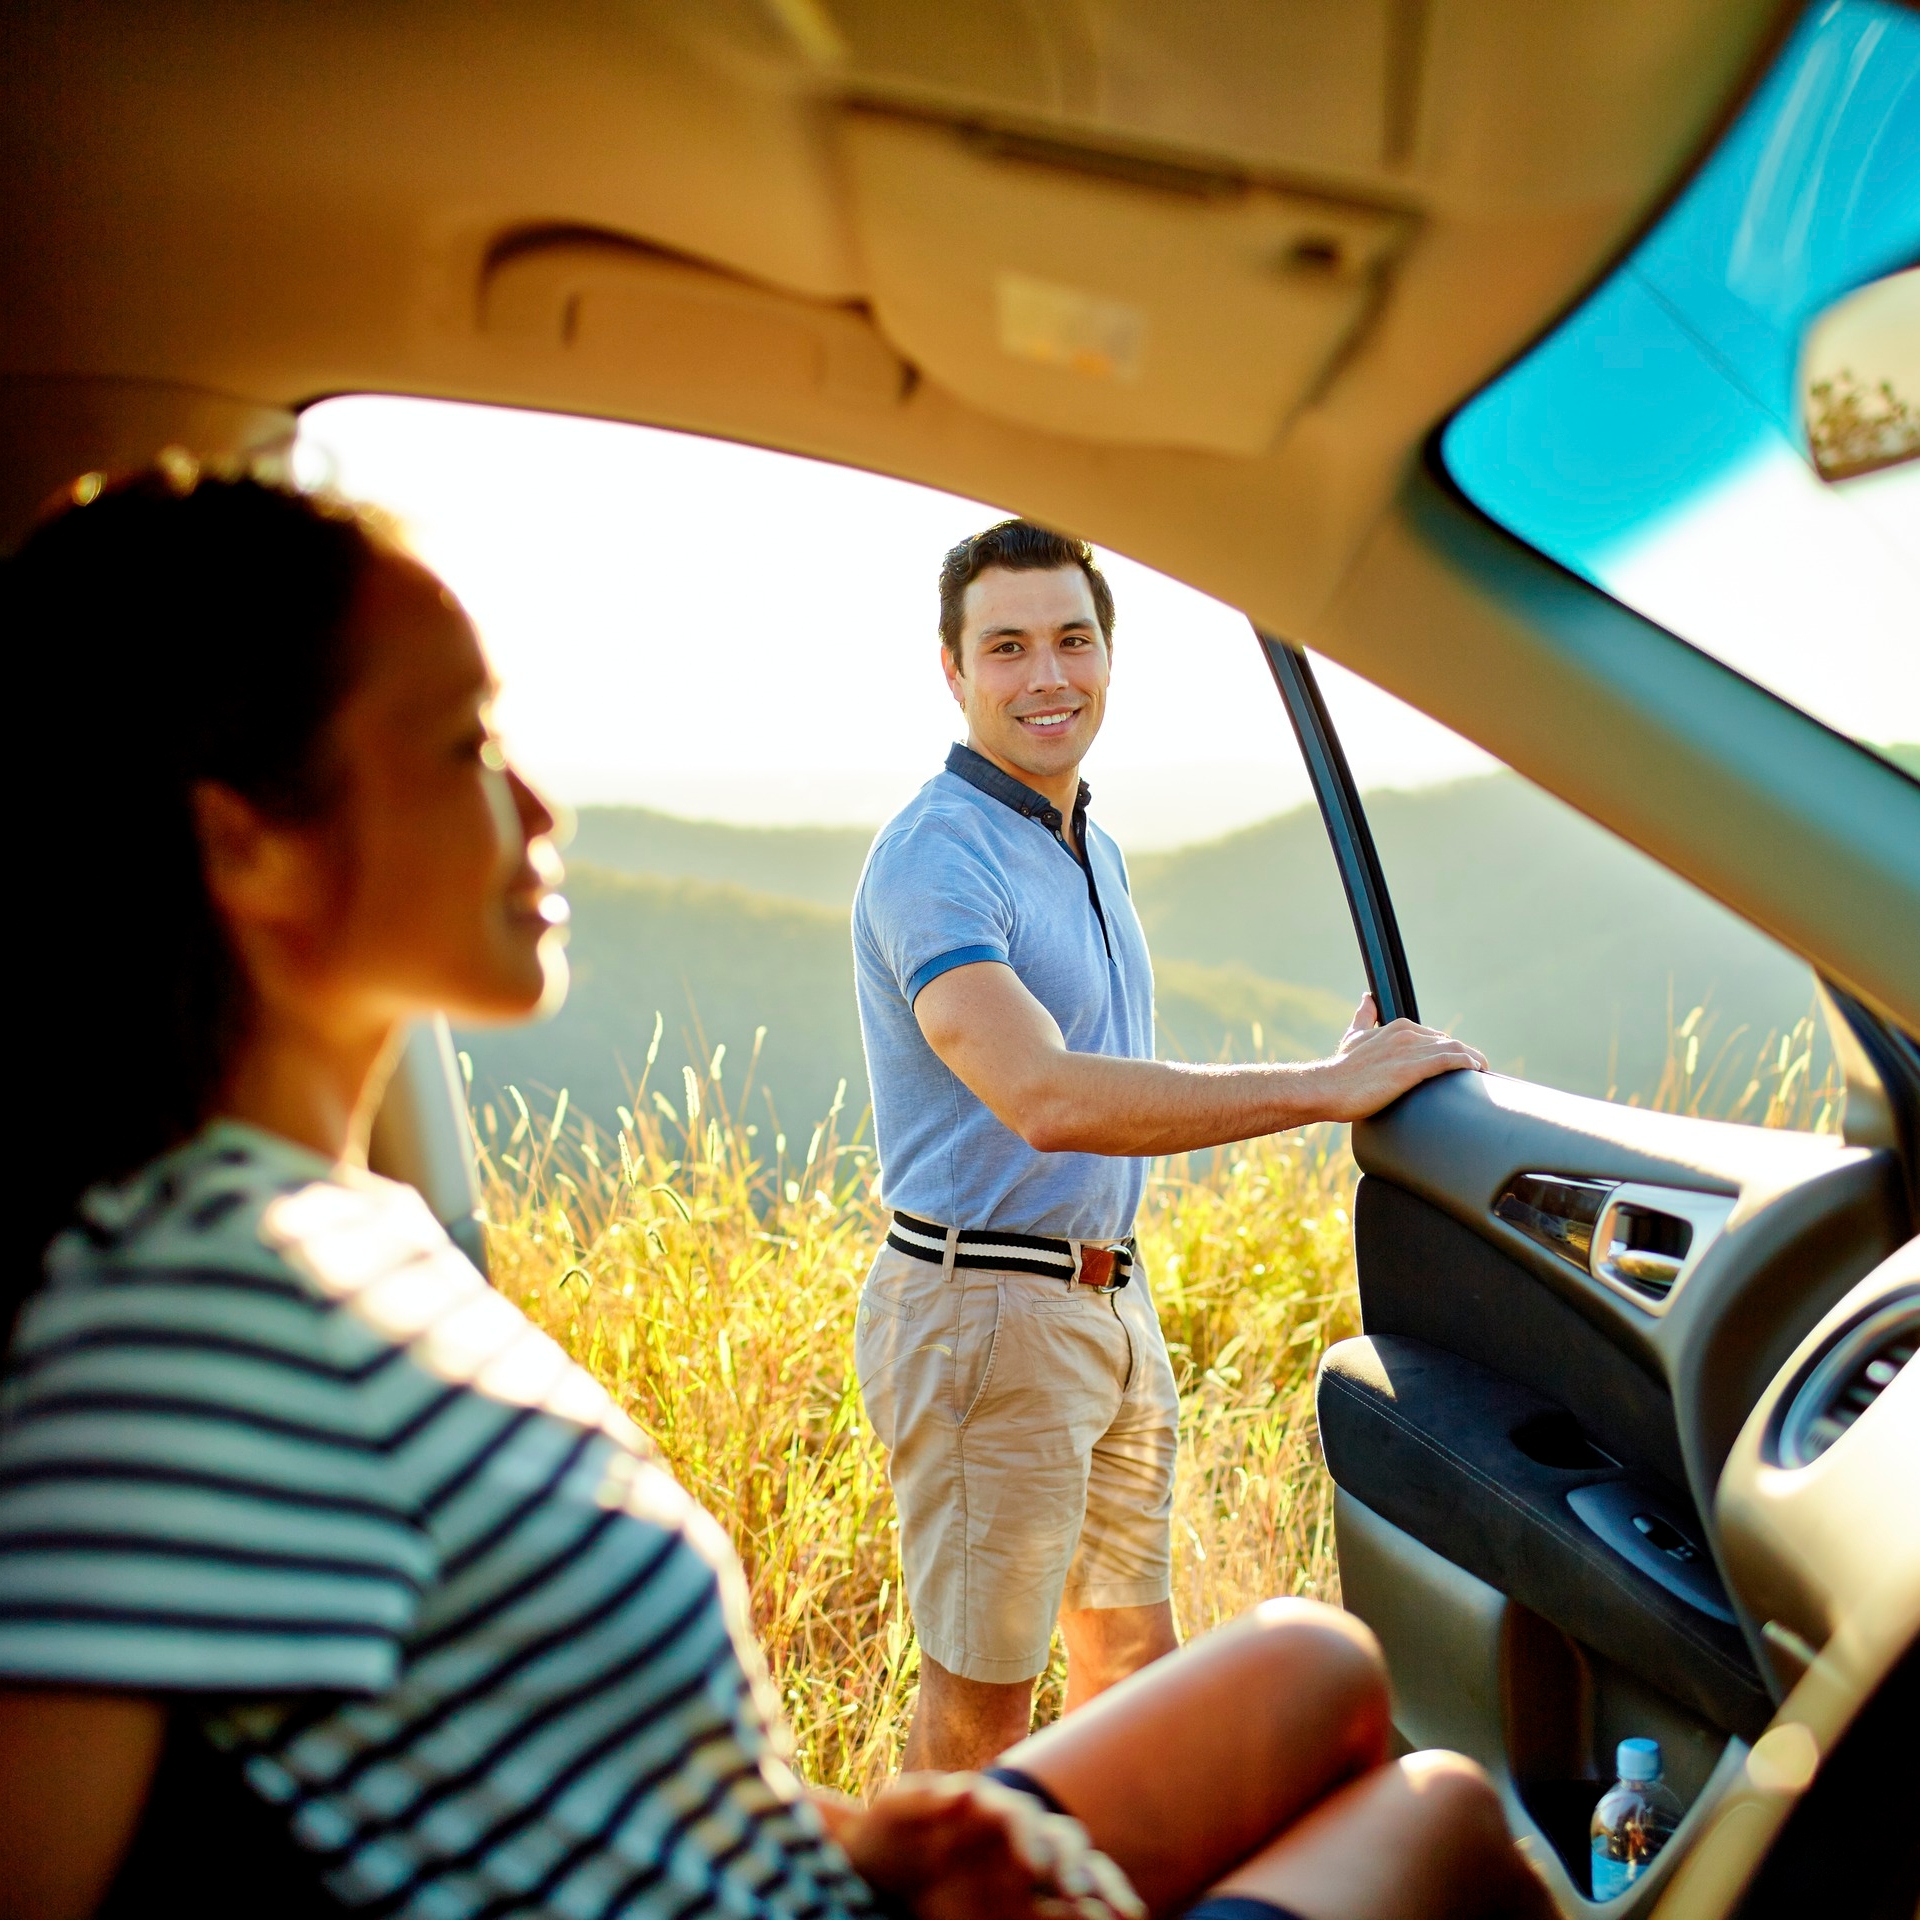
{"left": 1261, "top": 635, "right": 1915, "bottom": 1913}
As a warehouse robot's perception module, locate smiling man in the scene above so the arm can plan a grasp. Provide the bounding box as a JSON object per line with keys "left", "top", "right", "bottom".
{"left": 852, "top": 520, "right": 1486, "bottom": 1771}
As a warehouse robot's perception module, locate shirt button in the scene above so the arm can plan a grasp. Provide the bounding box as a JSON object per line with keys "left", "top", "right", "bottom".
{"left": 1042, "top": 809, "right": 1062, "bottom": 828}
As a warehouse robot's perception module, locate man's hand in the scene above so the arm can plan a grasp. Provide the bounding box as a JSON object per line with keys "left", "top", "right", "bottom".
{"left": 1314, "top": 993, "right": 1488, "bottom": 1124}
{"left": 821, "top": 1773, "right": 1143, "bottom": 1920}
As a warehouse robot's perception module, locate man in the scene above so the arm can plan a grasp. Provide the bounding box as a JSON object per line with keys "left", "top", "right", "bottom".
{"left": 852, "top": 520, "right": 1486, "bottom": 1771}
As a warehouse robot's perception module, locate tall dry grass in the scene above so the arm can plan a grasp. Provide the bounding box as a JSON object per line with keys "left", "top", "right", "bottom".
{"left": 474, "top": 1019, "right": 1356, "bottom": 1797}
{"left": 472, "top": 1002, "right": 1839, "bottom": 1797}
{"left": 1620, "top": 998, "right": 1843, "bottom": 1132}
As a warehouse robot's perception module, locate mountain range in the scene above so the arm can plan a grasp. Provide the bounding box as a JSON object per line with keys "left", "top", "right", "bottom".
{"left": 460, "top": 747, "right": 1918, "bottom": 1138}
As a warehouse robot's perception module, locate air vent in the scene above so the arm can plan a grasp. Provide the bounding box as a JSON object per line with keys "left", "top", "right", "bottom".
{"left": 1776, "top": 1295, "right": 1920, "bottom": 1469}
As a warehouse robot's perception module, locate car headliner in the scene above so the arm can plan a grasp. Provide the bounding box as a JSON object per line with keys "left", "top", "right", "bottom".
{"left": 5, "top": 0, "right": 1918, "bottom": 1031}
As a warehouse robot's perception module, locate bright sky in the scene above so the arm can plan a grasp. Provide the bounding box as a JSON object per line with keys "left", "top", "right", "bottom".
{"left": 297, "top": 396, "right": 1493, "bottom": 849}
{"left": 1598, "top": 440, "right": 1920, "bottom": 742}
{"left": 299, "top": 394, "right": 1915, "bottom": 851}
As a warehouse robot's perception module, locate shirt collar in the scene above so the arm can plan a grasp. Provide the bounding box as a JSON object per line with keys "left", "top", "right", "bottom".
{"left": 944, "top": 742, "right": 1092, "bottom": 837}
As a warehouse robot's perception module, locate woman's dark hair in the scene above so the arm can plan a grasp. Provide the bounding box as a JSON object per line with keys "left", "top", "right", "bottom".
{"left": 5, "top": 464, "right": 382, "bottom": 1331}
{"left": 937, "top": 518, "right": 1115, "bottom": 668}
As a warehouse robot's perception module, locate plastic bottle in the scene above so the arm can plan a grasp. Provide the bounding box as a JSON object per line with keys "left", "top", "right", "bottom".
{"left": 1590, "top": 1737, "right": 1682, "bottom": 1899}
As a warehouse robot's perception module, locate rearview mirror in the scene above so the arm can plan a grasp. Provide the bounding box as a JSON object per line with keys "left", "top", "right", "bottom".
{"left": 1799, "top": 264, "right": 1919, "bottom": 482}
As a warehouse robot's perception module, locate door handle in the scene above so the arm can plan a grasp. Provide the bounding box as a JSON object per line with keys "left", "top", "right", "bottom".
{"left": 1590, "top": 1182, "right": 1736, "bottom": 1312}
{"left": 1606, "top": 1247, "right": 1685, "bottom": 1290}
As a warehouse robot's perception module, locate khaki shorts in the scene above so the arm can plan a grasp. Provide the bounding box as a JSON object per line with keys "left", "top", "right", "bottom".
{"left": 854, "top": 1242, "right": 1179, "bottom": 1683}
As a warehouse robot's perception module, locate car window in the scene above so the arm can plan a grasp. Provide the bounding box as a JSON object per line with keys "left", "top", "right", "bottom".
{"left": 1309, "top": 654, "right": 1841, "bottom": 1128}
{"left": 297, "top": 396, "right": 1369, "bottom": 1140}
{"left": 1441, "top": 0, "right": 1919, "bottom": 776}
{"left": 303, "top": 396, "right": 1851, "bottom": 1136}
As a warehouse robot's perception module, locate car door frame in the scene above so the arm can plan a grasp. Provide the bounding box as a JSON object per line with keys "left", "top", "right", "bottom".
{"left": 1256, "top": 635, "right": 1418, "bottom": 1027}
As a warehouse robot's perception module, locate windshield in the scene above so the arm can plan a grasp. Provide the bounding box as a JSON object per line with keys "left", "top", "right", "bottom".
{"left": 1442, "top": 0, "right": 1919, "bottom": 774}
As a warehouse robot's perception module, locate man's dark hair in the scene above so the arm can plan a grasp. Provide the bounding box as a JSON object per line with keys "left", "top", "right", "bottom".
{"left": 937, "top": 519, "right": 1114, "bottom": 669}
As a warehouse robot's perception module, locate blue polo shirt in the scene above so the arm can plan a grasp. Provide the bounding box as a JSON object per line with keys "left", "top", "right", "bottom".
{"left": 852, "top": 743, "right": 1155, "bottom": 1240}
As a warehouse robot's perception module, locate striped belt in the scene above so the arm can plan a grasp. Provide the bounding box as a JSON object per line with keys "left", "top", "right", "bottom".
{"left": 887, "top": 1210, "right": 1135, "bottom": 1291}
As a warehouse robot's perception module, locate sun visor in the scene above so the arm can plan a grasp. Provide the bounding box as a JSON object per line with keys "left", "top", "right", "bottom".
{"left": 480, "top": 234, "right": 910, "bottom": 416}
{"left": 840, "top": 113, "right": 1412, "bottom": 456}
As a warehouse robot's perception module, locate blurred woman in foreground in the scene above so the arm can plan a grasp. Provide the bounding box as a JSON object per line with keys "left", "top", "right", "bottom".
{"left": 0, "top": 470, "right": 1550, "bottom": 1920}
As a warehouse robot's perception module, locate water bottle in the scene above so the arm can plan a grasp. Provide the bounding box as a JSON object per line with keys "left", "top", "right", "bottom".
{"left": 1590, "top": 1737, "right": 1682, "bottom": 1900}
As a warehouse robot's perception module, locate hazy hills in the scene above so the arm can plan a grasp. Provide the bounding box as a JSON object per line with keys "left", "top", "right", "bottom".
{"left": 458, "top": 863, "right": 1354, "bottom": 1139}
{"left": 462, "top": 751, "right": 1917, "bottom": 1135}
{"left": 567, "top": 809, "right": 871, "bottom": 913}
{"left": 1129, "top": 779, "right": 1820, "bottom": 1095}
{"left": 462, "top": 866, "right": 865, "bottom": 1138}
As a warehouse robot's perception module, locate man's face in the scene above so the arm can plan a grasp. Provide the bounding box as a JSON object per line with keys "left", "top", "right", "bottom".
{"left": 944, "top": 564, "right": 1111, "bottom": 785}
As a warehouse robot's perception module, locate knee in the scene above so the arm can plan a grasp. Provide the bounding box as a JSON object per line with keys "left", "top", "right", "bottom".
{"left": 1233, "top": 1600, "right": 1391, "bottom": 1751}
{"left": 1247, "top": 1597, "right": 1387, "bottom": 1692}
{"left": 1397, "top": 1749, "right": 1511, "bottom": 1843}
{"left": 1248, "top": 1596, "right": 1383, "bottom": 1665}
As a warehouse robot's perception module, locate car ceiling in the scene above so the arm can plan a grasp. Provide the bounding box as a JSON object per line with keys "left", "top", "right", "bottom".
{"left": 2, "top": 0, "right": 1788, "bottom": 611}
{"left": 15, "top": 1, "right": 1920, "bottom": 1034}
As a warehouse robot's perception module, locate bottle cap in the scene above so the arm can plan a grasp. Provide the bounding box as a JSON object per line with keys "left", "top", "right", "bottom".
{"left": 1617, "top": 1737, "right": 1662, "bottom": 1782}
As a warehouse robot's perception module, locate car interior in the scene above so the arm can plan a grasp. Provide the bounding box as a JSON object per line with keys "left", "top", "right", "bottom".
{"left": 4, "top": 4, "right": 1917, "bottom": 1917}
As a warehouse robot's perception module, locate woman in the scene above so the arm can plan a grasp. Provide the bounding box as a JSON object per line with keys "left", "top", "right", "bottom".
{"left": 0, "top": 468, "right": 1551, "bottom": 1920}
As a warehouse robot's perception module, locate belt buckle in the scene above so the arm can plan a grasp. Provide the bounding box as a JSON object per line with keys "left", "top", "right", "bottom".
{"left": 1075, "top": 1244, "right": 1120, "bottom": 1291}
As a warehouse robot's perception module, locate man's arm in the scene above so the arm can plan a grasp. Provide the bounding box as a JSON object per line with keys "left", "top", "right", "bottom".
{"left": 913, "top": 965, "right": 1486, "bottom": 1157}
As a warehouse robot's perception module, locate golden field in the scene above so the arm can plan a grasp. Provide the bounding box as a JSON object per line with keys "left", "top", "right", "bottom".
{"left": 473, "top": 1005, "right": 1838, "bottom": 1799}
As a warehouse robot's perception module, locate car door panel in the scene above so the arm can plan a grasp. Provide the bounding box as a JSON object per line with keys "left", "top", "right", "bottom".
{"left": 1352, "top": 1175, "right": 1692, "bottom": 1492}
{"left": 1319, "top": 1333, "right": 1767, "bottom": 1737}
{"left": 1316, "top": 1068, "right": 1907, "bottom": 1900}
{"left": 1350, "top": 1071, "right": 1905, "bottom": 1503}
{"left": 1259, "top": 636, "right": 1916, "bottom": 1906}
{"left": 1331, "top": 1488, "right": 1750, "bottom": 1911}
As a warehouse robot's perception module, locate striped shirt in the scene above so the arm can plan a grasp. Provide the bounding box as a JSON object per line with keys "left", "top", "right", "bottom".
{"left": 0, "top": 1122, "right": 875, "bottom": 1920}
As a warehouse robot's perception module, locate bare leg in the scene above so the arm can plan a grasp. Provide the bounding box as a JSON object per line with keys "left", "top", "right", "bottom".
{"left": 904, "top": 1601, "right": 1177, "bottom": 1770}
{"left": 1001, "top": 1599, "right": 1392, "bottom": 1914}
{"left": 1212, "top": 1751, "right": 1555, "bottom": 1920}
{"left": 1060, "top": 1601, "right": 1179, "bottom": 1711}
{"left": 903, "top": 1656, "right": 1034, "bottom": 1772}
